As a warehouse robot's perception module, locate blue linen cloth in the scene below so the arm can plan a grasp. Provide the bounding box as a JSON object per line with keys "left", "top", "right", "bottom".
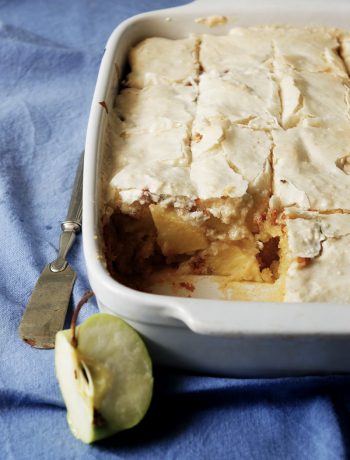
{"left": 1, "top": 1, "right": 350, "bottom": 458}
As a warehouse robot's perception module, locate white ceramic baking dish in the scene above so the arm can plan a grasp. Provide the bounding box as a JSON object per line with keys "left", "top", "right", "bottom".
{"left": 83, "top": 0, "right": 350, "bottom": 376}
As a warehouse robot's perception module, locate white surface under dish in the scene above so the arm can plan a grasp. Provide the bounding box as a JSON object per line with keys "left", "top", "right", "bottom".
{"left": 83, "top": 0, "right": 350, "bottom": 376}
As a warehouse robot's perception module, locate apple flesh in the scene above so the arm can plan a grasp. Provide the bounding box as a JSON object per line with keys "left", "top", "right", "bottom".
{"left": 55, "top": 313, "right": 153, "bottom": 443}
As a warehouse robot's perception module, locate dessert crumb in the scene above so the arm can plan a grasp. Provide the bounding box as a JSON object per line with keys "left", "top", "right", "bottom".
{"left": 296, "top": 257, "right": 312, "bottom": 268}
{"left": 195, "top": 15, "right": 228, "bottom": 28}
{"left": 179, "top": 281, "right": 195, "bottom": 292}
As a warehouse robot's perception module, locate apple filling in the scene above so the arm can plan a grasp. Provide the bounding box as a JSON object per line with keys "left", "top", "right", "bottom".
{"left": 103, "top": 201, "right": 286, "bottom": 300}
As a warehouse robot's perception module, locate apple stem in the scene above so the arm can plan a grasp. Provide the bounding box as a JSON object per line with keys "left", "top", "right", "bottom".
{"left": 71, "top": 291, "right": 94, "bottom": 348}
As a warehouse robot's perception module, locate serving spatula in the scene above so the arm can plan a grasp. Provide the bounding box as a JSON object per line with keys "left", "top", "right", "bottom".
{"left": 19, "top": 152, "right": 84, "bottom": 349}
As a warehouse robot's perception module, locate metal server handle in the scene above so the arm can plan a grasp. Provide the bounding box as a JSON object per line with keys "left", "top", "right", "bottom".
{"left": 65, "top": 151, "right": 84, "bottom": 226}
{"left": 50, "top": 152, "right": 84, "bottom": 273}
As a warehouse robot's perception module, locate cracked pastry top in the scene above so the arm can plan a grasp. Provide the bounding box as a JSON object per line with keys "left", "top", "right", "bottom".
{"left": 102, "top": 26, "right": 350, "bottom": 304}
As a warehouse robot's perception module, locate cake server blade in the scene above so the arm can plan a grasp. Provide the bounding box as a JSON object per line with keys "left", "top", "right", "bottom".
{"left": 19, "top": 265, "right": 77, "bottom": 348}
{"left": 19, "top": 152, "right": 84, "bottom": 349}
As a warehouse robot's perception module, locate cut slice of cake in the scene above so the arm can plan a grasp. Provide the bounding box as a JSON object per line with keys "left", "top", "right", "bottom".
{"left": 126, "top": 36, "right": 200, "bottom": 88}
{"left": 272, "top": 26, "right": 347, "bottom": 74}
{"left": 195, "top": 72, "right": 281, "bottom": 129}
{"left": 276, "top": 70, "right": 350, "bottom": 129}
{"left": 200, "top": 29, "right": 274, "bottom": 74}
{"left": 284, "top": 211, "right": 350, "bottom": 302}
{"left": 272, "top": 127, "right": 350, "bottom": 212}
{"left": 114, "top": 84, "right": 197, "bottom": 131}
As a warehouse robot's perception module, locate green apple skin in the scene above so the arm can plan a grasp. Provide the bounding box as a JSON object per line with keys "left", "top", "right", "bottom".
{"left": 55, "top": 313, "right": 153, "bottom": 444}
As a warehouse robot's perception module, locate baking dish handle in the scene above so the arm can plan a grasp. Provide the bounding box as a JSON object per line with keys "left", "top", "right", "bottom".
{"left": 165, "top": 299, "right": 350, "bottom": 336}
{"left": 166, "top": 299, "right": 237, "bottom": 335}
{"left": 165, "top": 298, "right": 273, "bottom": 336}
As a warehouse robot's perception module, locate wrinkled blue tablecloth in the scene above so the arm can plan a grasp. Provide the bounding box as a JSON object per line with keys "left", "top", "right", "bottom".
{"left": 1, "top": 1, "right": 350, "bottom": 458}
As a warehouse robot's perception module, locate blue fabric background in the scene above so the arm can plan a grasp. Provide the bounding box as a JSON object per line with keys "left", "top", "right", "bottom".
{"left": 1, "top": 1, "right": 350, "bottom": 458}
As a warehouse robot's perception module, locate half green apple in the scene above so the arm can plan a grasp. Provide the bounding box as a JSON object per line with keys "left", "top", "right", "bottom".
{"left": 55, "top": 313, "right": 153, "bottom": 444}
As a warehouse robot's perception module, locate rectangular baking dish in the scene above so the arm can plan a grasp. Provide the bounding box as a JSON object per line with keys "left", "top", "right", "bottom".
{"left": 83, "top": 0, "right": 350, "bottom": 376}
